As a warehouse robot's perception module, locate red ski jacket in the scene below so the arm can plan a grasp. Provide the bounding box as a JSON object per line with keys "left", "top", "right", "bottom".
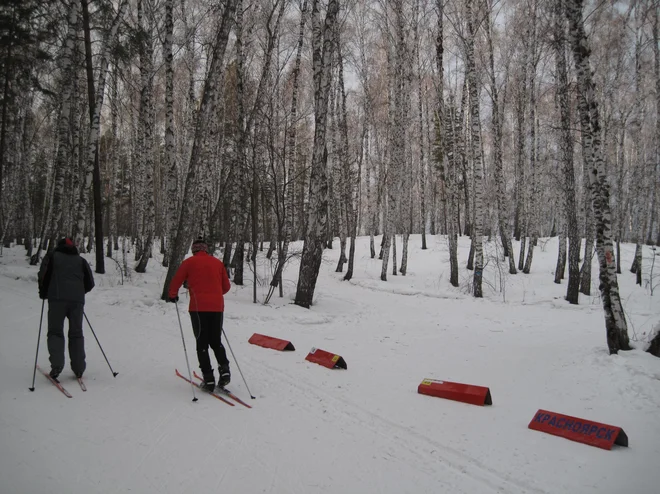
{"left": 168, "top": 251, "right": 231, "bottom": 312}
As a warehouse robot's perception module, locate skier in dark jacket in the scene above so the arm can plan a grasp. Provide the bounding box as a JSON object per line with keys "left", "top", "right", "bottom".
{"left": 168, "top": 237, "right": 231, "bottom": 391}
{"left": 38, "top": 238, "right": 95, "bottom": 379}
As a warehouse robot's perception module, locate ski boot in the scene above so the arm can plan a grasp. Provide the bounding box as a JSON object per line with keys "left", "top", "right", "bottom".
{"left": 201, "top": 372, "right": 215, "bottom": 392}
{"left": 218, "top": 364, "right": 231, "bottom": 388}
{"left": 49, "top": 366, "right": 63, "bottom": 381}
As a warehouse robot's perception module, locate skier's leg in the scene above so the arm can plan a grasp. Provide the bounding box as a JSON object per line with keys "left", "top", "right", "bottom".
{"left": 210, "top": 312, "right": 230, "bottom": 386}
{"left": 46, "top": 301, "right": 66, "bottom": 378}
{"left": 67, "top": 303, "right": 86, "bottom": 377}
{"left": 209, "top": 312, "right": 229, "bottom": 367}
{"left": 189, "top": 312, "right": 213, "bottom": 379}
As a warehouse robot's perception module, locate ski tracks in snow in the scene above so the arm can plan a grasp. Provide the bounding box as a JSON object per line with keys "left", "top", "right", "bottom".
{"left": 250, "top": 358, "right": 550, "bottom": 494}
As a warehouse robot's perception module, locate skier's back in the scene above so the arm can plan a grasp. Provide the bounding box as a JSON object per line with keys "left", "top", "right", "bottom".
{"left": 168, "top": 238, "right": 231, "bottom": 391}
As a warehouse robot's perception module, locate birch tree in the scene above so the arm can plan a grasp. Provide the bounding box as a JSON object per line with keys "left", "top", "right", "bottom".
{"left": 485, "top": 0, "right": 516, "bottom": 275}
{"left": 466, "top": 0, "right": 483, "bottom": 297}
{"left": 135, "top": 0, "right": 156, "bottom": 273}
{"left": 77, "top": 0, "right": 126, "bottom": 274}
{"left": 523, "top": 0, "right": 539, "bottom": 274}
{"left": 47, "top": 1, "right": 80, "bottom": 249}
{"left": 565, "top": 0, "right": 631, "bottom": 354}
{"left": 295, "top": 0, "right": 339, "bottom": 307}
{"left": 269, "top": 0, "right": 308, "bottom": 298}
{"left": 552, "top": 0, "right": 580, "bottom": 304}
{"left": 654, "top": 0, "right": 660, "bottom": 247}
{"left": 162, "top": 0, "right": 176, "bottom": 268}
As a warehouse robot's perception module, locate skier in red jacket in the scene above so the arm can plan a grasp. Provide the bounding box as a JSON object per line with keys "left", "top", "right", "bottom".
{"left": 168, "top": 237, "right": 231, "bottom": 391}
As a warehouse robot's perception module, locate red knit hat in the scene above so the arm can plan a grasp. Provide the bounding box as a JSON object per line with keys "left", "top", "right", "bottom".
{"left": 191, "top": 237, "right": 207, "bottom": 253}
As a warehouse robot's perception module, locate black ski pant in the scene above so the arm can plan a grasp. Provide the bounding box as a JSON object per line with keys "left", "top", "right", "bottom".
{"left": 47, "top": 301, "right": 86, "bottom": 375}
{"left": 189, "top": 311, "right": 228, "bottom": 377}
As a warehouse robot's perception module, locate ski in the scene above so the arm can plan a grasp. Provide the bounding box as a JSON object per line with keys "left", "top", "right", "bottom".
{"left": 175, "top": 369, "right": 234, "bottom": 406}
{"left": 194, "top": 371, "right": 252, "bottom": 409}
{"left": 36, "top": 365, "right": 73, "bottom": 398}
{"left": 77, "top": 378, "right": 87, "bottom": 392}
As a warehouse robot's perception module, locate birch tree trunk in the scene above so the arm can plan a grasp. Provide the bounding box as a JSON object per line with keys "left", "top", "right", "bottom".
{"left": 107, "top": 57, "right": 119, "bottom": 258}
{"left": 162, "top": 0, "right": 176, "bottom": 268}
{"left": 399, "top": 0, "right": 413, "bottom": 276}
{"left": 331, "top": 79, "right": 347, "bottom": 273}
{"left": 47, "top": 1, "right": 79, "bottom": 245}
{"left": 67, "top": 44, "right": 81, "bottom": 239}
{"left": 565, "top": 0, "right": 631, "bottom": 354}
{"left": 486, "top": 0, "right": 516, "bottom": 275}
{"left": 294, "top": 0, "right": 339, "bottom": 307}
{"left": 392, "top": 233, "right": 398, "bottom": 276}
{"left": 336, "top": 31, "right": 354, "bottom": 277}
{"left": 579, "top": 156, "right": 594, "bottom": 296}
{"left": 555, "top": 203, "right": 567, "bottom": 283}
{"left": 653, "top": 2, "right": 660, "bottom": 247}
{"left": 447, "top": 99, "right": 460, "bottom": 287}
{"left": 553, "top": 0, "right": 580, "bottom": 303}
{"left": 466, "top": 0, "right": 484, "bottom": 298}
{"left": 630, "top": 6, "right": 645, "bottom": 286}
{"left": 136, "top": 0, "right": 156, "bottom": 273}
{"left": 381, "top": 35, "right": 395, "bottom": 279}
{"left": 382, "top": 0, "right": 406, "bottom": 281}
{"left": 434, "top": 0, "right": 457, "bottom": 286}
{"left": 523, "top": 5, "right": 539, "bottom": 274}
{"left": 344, "top": 62, "right": 362, "bottom": 282}
{"left": 77, "top": 0, "right": 125, "bottom": 272}
{"left": 416, "top": 1, "right": 427, "bottom": 252}
{"left": 271, "top": 0, "right": 307, "bottom": 294}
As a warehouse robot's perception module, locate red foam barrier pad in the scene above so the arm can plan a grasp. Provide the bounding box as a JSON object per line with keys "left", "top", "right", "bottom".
{"left": 417, "top": 378, "right": 492, "bottom": 406}
{"left": 305, "top": 347, "right": 347, "bottom": 369}
{"left": 528, "top": 409, "right": 628, "bottom": 450}
{"left": 248, "top": 333, "right": 295, "bottom": 351}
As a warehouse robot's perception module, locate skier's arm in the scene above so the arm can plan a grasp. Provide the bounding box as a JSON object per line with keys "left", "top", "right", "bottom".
{"left": 38, "top": 254, "right": 53, "bottom": 299}
{"left": 168, "top": 261, "right": 188, "bottom": 298}
{"left": 82, "top": 259, "right": 95, "bottom": 293}
{"left": 219, "top": 261, "right": 231, "bottom": 295}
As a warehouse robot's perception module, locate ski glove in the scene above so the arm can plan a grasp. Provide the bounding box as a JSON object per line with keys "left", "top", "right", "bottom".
{"left": 168, "top": 296, "right": 179, "bottom": 303}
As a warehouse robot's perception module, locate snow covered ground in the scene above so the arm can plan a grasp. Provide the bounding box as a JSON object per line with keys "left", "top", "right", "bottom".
{"left": 1, "top": 235, "right": 659, "bottom": 494}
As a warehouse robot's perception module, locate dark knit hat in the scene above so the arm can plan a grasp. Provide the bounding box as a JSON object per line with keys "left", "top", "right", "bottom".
{"left": 191, "top": 237, "right": 208, "bottom": 254}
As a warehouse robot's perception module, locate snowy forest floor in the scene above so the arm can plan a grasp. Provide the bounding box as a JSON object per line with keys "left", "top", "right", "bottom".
{"left": 1, "top": 234, "right": 659, "bottom": 494}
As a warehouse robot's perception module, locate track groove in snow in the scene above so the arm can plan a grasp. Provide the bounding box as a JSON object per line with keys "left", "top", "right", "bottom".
{"left": 251, "top": 357, "right": 550, "bottom": 494}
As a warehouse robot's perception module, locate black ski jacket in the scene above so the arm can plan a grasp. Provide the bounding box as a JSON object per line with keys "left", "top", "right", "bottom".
{"left": 38, "top": 244, "right": 95, "bottom": 303}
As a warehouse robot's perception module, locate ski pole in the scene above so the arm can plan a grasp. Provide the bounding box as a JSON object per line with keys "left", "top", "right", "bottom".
{"left": 28, "top": 300, "right": 45, "bottom": 391}
{"left": 175, "top": 301, "right": 198, "bottom": 402}
{"left": 222, "top": 328, "right": 255, "bottom": 399}
{"left": 83, "top": 312, "right": 118, "bottom": 377}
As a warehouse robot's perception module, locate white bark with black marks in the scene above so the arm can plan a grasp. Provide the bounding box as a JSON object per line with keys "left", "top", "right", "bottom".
{"left": 565, "top": 0, "right": 631, "bottom": 354}
{"left": 48, "top": 1, "right": 80, "bottom": 243}
{"left": 466, "top": 0, "right": 483, "bottom": 298}
{"left": 294, "top": 0, "right": 339, "bottom": 308}
{"left": 552, "top": 0, "right": 580, "bottom": 303}
{"left": 162, "top": 0, "right": 176, "bottom": 268}
{"left": 136, "top": 0, "right": 156, "bottom": 273}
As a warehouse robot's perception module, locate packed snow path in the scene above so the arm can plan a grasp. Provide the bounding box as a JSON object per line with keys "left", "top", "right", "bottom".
{"left": 1, "top": 236, "right": 659, "bottom": 493}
